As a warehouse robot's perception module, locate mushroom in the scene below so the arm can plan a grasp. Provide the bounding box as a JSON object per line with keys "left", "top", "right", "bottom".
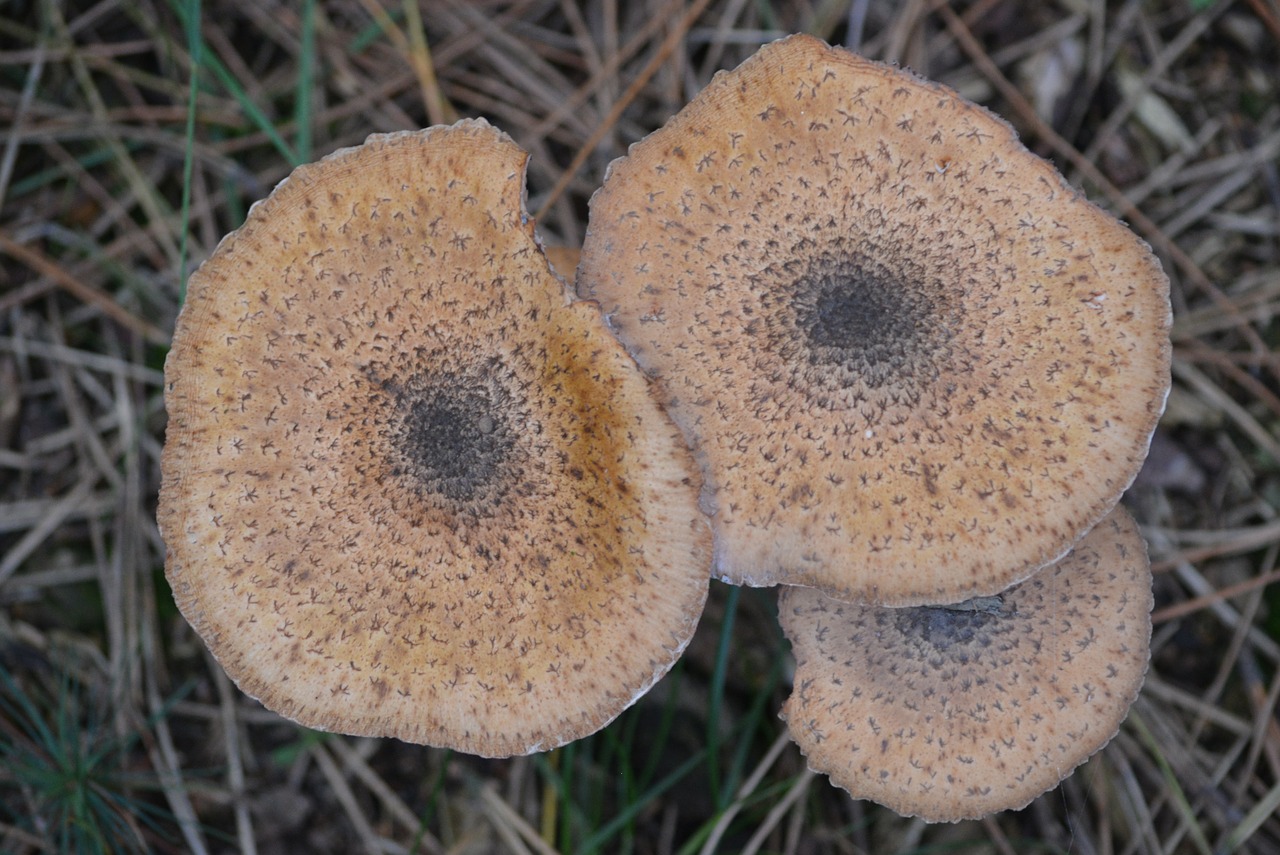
{"left": 578, "top": 34, "right": 1171, "bottom": 606}
{"left": 158, "top": 120, "right": 711, "bottom": 757}
{"left": 779, "top": 505, "right": 1152, "bottom": 822}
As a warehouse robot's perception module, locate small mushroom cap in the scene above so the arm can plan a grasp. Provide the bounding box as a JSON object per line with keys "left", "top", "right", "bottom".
{"left": 159, "top": 120, "right": 711, "bottom": 757}
{"left": 578, "top": 34, "right": 1171, "bottom": 605}
{"left": 779, "top": 506, "right": 1152, "bottom": 823}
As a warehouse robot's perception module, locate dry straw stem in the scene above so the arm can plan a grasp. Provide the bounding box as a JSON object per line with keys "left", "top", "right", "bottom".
{"left": 579, "top": 34, "right": 1171, "bottom": 606}
{"left": 159, "top": 120, "right": 710, "bottom": 757}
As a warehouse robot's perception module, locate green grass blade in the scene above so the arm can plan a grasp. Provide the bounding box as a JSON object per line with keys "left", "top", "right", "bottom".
{"left": 707, "top": 585, "right": 739, "bottom": 808}
{"left": 723, "top": 649, "right": 786, "bottom": 800}
{"left": 1221, "top": 778, "right": 1280, "bottom": 852}
{"left": 575, "top": 745, "right": 708, "bottom": 855}
{"left": 638, "top": 661, "right": 685, "bottom": 791}
{"left": 295, "top": 0, "right": 316, "bottom": 164}
{"left": 166, "top": 0, "right": 298, "bottom": 166}
{"left": 1129, "top": 710, "right": 1212, "bottom": 855}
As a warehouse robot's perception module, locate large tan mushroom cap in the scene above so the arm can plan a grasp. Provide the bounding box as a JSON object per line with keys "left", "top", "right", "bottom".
{"left": 578, "top": 34, "right": 1171, "bottom": 605}
{"left": 779, "top": 506, "right": 1152, "bottom": 822}
{"left": 159, "top": 120, "right": 711, "bottom": 757}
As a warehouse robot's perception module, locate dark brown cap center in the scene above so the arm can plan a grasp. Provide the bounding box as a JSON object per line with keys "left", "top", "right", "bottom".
{"left": 885, "top": 598, "right": 1028, "bottom": 673}
{"left": 363, "top": 356, "right": 535, "bottom": 521}
{"left": 401, "top": 390, "right": 512, "bottom": 502}
{"left": 761, "top": 240, "right": 960, "bottom": 411}
{"left": 796, "top": 260, "right": 936, "bottom": 381}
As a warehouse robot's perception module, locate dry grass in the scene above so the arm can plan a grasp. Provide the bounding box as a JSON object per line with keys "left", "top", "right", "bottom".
{"left": 2, "top": 0, "right": 1279, "bottom": 852}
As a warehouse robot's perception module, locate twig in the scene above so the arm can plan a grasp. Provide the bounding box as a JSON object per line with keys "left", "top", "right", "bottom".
{"left": 1152, "top": 568, "right": 1280, "bottom": 624}
{"left": 933, "top": 2, "right": 1280, "bottom": 389}
{"left": 402, "top": 0, "right": 455, "bottom": 125}
{"left": 1234, "top": 645, "right": 1280, "bottom": 796}
{"left": 1244, "top": 0, "right": 1280, "bottom": 42}
{"left": 1167, "top": 559, "right": 1280, "bottom": 662}
{"left": 327, "top": 737, "right": 446, "bottom": 854}
{"left": 140, "top": 592, "right": 211, "bottom": 855}
{"left": 699, "top": 729, "right": 792, "bottom": 855}
{"left": 214, "top": 667, "right": 258, "bottom": 855}
{"left": 0, "top": 12, "right": 46, "bottom": 208}
{"left": 311, "top": 741, "right": 386, "bottom": 855}
{"left": 534, "top": 0, "right": 717, "bottom": 221}
{"left": 740, "top": 769, "right": 814, "bottom": 855}
{"left": 527, "top": 0, "right": 689, "bottom": 142}
{"left": 0, "top": 475, "right": 99, "bottom": 585}
{"left": 0, "top": 234, "right": 170, "bottom": 345}
{"left": 1174, "top": 343, "right": 1280, "bottom": 423}
{"left": 478, "top": 783, "right": 559, "bottom": 855}
{"left": 1141, "top": 676, "right": 1251, "bottom": 737}
{"left": 981, "top": 814, "right": 1020, "bottom": 855}
{"left": 0, "top": 335, "right": 165, "bottom": 385}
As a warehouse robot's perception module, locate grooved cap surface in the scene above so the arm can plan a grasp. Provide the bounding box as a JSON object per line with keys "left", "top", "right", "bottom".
{"left": 159, "top": 120, "right": 711, "bottom": 756}
{"left": 779, "top": 506, "right": 1152, "bottom": 822}
{"left": 578, "top": 35, "right": 1171, "bottom": 605}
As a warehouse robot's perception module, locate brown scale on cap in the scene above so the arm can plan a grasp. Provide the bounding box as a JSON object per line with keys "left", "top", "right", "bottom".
{"left": 779, "top": 506, "right": 1153, "bottom": 822}
{"left": 578, "top": 34, "right": 1171, "bottom": 605}
{"left": 159, "top": 120, "right": 711, "bottom": 757}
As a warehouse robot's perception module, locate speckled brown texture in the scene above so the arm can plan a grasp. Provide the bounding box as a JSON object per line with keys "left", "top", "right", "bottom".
{"left": 578, "top": 35, "right": 1172, "bottom": 605}
{"left": 159, "top": 120, "right": 711, "bottom": 757}
{"left": 779, "top": 506, "right": 1152, "bottom": 822}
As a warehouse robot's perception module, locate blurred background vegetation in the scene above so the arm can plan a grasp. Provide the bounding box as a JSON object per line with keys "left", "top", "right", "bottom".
{"left": 1, "top": 0, "right": 1279, "bottom": 852}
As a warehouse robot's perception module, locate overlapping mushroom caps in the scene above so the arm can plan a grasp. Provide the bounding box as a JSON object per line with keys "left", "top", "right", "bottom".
{"left": 578, "top": 34, "right": 1171, "bottom": 606}
{"left": 780, "top": 506, "right": 1152, "bottom": 822}
{"left": 158, "top": 120, "right": 711, "bottom": 757}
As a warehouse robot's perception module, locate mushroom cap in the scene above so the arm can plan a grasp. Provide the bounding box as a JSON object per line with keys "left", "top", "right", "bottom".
{"left": 778, "top": 505, "right": 1152, "bottom": 823}
{"left": 158, "top": 120, "right": 711, "bottom": 757}
{"left": 578, "top": 34, "right": 1171, "bottom": 605}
